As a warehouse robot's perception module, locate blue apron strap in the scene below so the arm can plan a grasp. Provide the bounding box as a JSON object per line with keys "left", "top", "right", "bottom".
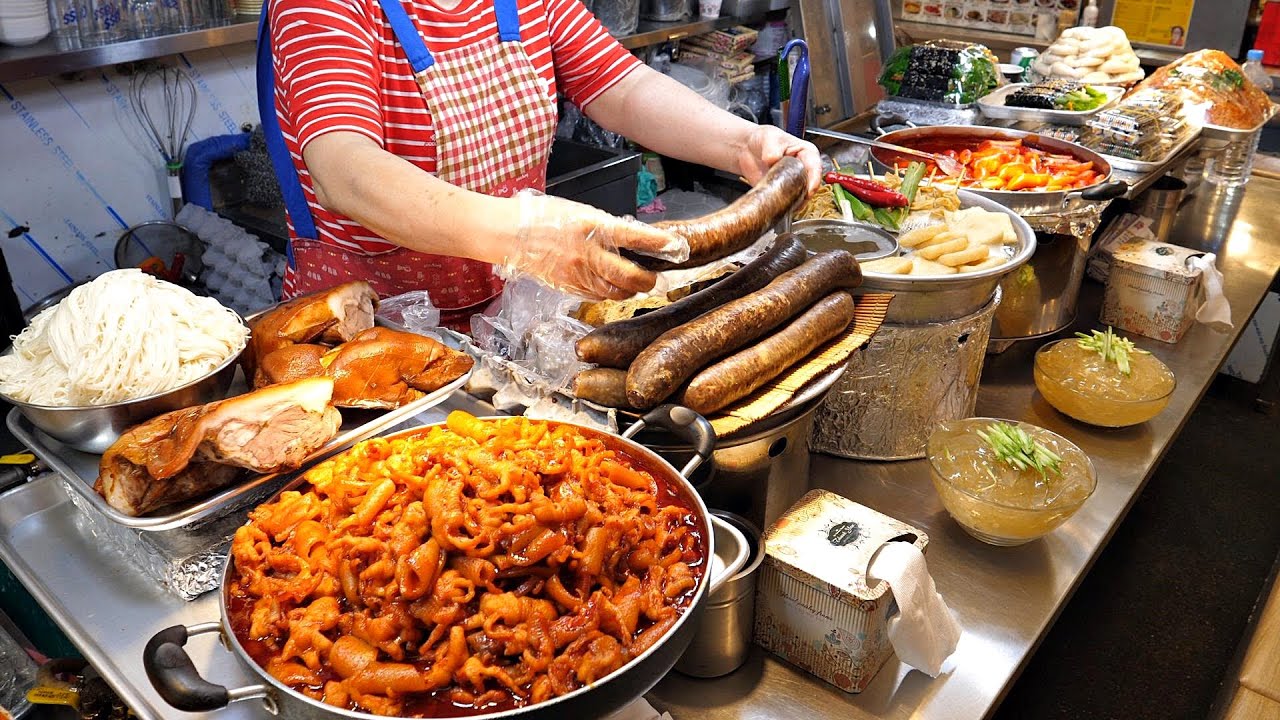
{"left": 493, "top": 0, "right": 521, "bottom": 42}
{"left": 378, "top": 0, "right": 434, "bottom": 72}
{"left": 256, "top": 2, "right": 316, "bottom": 267}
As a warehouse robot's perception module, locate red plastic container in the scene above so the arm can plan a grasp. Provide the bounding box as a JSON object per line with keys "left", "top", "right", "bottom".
{"left": 1259, "top": 1, "right": 1280, "bottom": 67}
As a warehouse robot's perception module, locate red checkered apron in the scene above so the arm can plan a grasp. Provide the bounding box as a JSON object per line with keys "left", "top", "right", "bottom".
{"left": 279, "top": 0, "right": 557, "bottom": 332}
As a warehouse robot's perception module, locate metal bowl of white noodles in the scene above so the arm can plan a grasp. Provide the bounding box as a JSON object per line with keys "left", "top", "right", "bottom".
{"left": 0, "top": 336, "right": 245, "bottom": 455}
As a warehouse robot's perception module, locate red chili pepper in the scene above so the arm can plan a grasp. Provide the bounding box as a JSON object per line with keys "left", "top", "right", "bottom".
{"left": 823, "top": 171, "right": 910, "bottom": 208}
{"left": 169, "top": 253, "right": 186, "bottom": 283}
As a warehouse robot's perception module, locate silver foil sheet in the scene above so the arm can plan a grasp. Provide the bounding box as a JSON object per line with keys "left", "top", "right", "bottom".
{"left": 809, "top": 291, "right": 1000, "bottom": 461}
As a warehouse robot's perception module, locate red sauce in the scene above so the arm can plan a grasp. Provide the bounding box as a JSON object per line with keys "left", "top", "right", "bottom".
{"left": 226, "top": 420, "right": 706, "bottom": 718}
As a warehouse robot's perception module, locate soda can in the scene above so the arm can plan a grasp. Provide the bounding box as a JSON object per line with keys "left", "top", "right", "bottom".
{"left": 1011, "top": 47, "right": 1040, "bottom": 81}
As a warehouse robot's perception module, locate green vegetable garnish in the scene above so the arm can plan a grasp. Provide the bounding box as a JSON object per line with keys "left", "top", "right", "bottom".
{"left": 830, "top": 162, "right": 872, "bottom": 222}
{"left": 1055, "top": 85, "right": 1109, "bottom": 112}
{"left": 873, "top": 207, "right": 900, "bottom": 230}
{"left": 1075, "top": 326, "right": 1149, "bottom": 376}
{"left": 884, "top": 161, "right": 928, "bottom": 229}
{"left": 976, "top": 422, "right": 1063, "bottom": 480}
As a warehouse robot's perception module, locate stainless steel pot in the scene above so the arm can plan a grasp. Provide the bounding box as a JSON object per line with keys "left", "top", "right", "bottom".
{"left": 868, "top": 124, "right": 1129, "bottom": 215}
{"left": 674, "top": 511, "right": 763, "bottom": 678}
{"left": 632, "top": 359, "right": 845, "bottom": 530}
{"left": 142, "top": 406, "right": 748, "bottom": 720}
{"left": 856, "top": 190, "right": 1036, "bottom": 324}
{"left": 989, "top": 202, "right": 1108, "bottom": 342}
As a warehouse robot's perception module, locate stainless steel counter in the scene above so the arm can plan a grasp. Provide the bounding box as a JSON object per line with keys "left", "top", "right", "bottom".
{"left": 648, "top": 178, "right": 1280, "bottom": 719}
{"left": 1, "top": 178, "right": 1278, "bottom": 720}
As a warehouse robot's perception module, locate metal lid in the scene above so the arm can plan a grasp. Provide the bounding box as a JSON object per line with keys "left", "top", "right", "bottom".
{"left": 1111, "top": 241, "right": 1203, "bottom": 285}
{"left": 762, "top": 489, "right": 927, "bottom": 601}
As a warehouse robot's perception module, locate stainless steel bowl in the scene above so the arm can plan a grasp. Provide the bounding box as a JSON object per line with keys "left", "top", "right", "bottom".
{"left": 858, "top": 190, "right": 1037, "bottom": 324}
{"left": 1, "top": 348, "right": 243, "bottom": 454}
{"left": 790, "top": 219, "right": 899, "bottom": 261}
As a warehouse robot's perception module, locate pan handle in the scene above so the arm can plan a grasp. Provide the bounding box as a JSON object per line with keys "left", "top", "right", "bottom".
{"left": 621, "top": 405, "right": 715, "bottom": 479}
{"left": 143, "top": 623, "right": 278, "bottom": 715}
{"left": 870, "top": 113, "right": 916, "bottom": 136}
{"left": 1077, "top": 180, "right": 1128, "bottom": 202}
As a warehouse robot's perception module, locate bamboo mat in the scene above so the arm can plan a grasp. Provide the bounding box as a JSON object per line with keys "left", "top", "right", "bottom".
{"left": 709, "top": 293, "right": 893, "bottom": 437}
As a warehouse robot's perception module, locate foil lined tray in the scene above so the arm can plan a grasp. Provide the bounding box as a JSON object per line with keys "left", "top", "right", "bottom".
{"left": 8, "top": 368, "right": 470, "bottom": 533}
{"left": 22, "top": 386, "right": 487, "bottom": 601}
{"left": 8, "top": 321, "right": 471, "bottom": 533}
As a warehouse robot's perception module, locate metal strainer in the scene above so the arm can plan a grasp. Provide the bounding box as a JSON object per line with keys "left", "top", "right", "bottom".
{"left": 115, "top": 221, "right": 206, "bottom": 288}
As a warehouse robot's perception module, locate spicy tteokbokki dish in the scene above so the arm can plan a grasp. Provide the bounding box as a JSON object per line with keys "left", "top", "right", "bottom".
{"left": 227, "top": 411, "right": 707, "bottom": 717}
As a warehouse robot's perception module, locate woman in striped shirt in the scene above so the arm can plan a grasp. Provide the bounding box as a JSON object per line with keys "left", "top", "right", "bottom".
{"left": 259, "top": 0, "right": 820, "bottom": 326}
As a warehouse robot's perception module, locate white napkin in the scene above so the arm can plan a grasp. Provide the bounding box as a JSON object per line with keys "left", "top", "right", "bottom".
{"left": 868, "top": 541, "right": 962, "bottom": 678}
{"left": 605, "top": 697, "right": 673, "bottom": 720}
{"left": 1188, "top": 253, "right": 1233, "bottom": 328}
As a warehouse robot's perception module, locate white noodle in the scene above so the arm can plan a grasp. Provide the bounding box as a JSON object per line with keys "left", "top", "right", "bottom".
{"left": 0, "top": 269, "right": 249, "bottom": 406}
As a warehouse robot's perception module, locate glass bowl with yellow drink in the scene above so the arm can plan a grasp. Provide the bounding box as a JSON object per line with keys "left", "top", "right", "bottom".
{"left": 927, "top": 418, "right": 1096, "bottom": 546}
{"left": 1034, "top": 328, "right": 1176, "bottom": 428}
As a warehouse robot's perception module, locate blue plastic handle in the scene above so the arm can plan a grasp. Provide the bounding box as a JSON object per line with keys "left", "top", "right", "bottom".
{"left": 781, "top": 39, "right": 810, "bottom": 139}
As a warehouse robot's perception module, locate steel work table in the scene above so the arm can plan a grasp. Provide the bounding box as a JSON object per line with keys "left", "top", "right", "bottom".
{"left": 1, "top": 178, "right": 1278, "bottom": 720}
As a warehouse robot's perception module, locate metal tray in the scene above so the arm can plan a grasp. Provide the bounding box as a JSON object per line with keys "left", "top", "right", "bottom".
{"left": 977, "top": 84, "right": 1125, "bottom": 126}
{"left": 1101, "top": 129, "right": 1202, "bottom": 173}
{"left": 8, "top": 341, "right": 472, "bottom": 533}
{"left": 1201, "top": 102, "right": 1279, "bottom": 141}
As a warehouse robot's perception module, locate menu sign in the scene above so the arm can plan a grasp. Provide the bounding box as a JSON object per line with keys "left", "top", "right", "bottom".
{"left": 1111, "top": 0, "right": 1196, "bottom": 47}
{"left": 899, "top": 0, "right": 1081, "bottom": 37}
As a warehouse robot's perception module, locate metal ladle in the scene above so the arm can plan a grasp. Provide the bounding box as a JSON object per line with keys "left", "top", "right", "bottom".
{"left": 806, "top": 127, "right": 966, "bottom": 178}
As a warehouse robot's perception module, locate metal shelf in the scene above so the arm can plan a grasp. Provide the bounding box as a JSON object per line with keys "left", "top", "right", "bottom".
{"left": 0, "top": 20, "right": 257, "bottom": 83}
{"left": 895, "top": 19, "right": 1184, "bottom": 66}
{"left": 617, "top": 14, "right": 762, "bottom": 50}
{"left": 0, "top": 14, "right": 761, "bottom": 83}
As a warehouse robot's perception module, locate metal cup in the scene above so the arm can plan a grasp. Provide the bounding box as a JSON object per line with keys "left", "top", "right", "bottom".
{"left": 674, "top": 511, "right": 764, "bottom": 678}
{"left": 1133, "top": 175, "right": 1188, "bottom": 243}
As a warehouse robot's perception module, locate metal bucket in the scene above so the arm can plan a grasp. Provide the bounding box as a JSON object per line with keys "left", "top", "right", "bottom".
{"left": 646, "top": 406, "right": 819, "bottom": 532}
{"left": 989, "top": 203, "right": 1107, "bottom": 343}
{"left": 675, "top": 511, "right": 764, "bottom": 678}
{"left": 810, "top": 289, "right": 1000, "bottom": 461}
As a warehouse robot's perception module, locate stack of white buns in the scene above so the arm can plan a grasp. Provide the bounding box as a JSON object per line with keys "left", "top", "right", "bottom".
{"left": 1031, "top": 26, "right": 1145, "bottom": 85}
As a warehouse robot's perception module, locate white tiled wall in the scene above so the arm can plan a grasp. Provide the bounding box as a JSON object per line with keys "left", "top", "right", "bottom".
{"left": 0, "top": 43, "right": 257, "bottom": 308}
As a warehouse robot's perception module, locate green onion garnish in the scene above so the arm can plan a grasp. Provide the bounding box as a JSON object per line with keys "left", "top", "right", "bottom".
{"left": 976, "top": 421, "right": 1063, "bottom": 480}
{"left": 1074, "top": 326, "right": 1149, "bottom": 376}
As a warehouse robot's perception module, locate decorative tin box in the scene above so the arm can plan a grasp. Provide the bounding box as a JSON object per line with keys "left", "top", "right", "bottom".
{"left": 1100, "top": 239, "right": 1204, "bottom": 343}
{"left": 753, "top": 489, "right": 929, "bottom": 693}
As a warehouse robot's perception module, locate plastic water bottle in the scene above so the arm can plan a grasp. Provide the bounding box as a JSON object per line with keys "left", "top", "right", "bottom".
{"left": 1243, "top": 49, "right": 1274, "bottom": 93}
{"left": 1081, "top": 0, "right": 1099, "bottom": 27}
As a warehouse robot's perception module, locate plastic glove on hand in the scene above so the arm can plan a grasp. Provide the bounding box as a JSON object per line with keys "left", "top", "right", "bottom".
{"left": 502, "top": 192, "right": 689, "bottom": 301}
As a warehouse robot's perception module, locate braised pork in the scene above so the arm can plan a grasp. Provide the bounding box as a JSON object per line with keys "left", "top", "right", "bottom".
{"left": 95, "top": 377, "right": 342, "bottom": 516}
{"left": 323, "top": 327, "right": 474, "bottom": 409}
{"left": 245, "top": 281, "right": 378, "bottom": 379}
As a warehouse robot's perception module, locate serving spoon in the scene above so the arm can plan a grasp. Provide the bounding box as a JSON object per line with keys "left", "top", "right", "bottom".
{"left": 806, "top": 127, "right": 967, "bottom": 178}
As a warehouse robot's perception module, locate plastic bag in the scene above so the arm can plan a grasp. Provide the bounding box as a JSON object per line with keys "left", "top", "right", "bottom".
{"left": 465, "top": 276, "right": 614, "bottom": 429}
{"left": 377, "top": 290, "right": 442, "bottom": 335}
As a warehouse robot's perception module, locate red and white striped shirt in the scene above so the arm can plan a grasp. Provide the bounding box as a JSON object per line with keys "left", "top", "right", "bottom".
{"left": 270, "top": 0, "right": 641, "bottom": 254}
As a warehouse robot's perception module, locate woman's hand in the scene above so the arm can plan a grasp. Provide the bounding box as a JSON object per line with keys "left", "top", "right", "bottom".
{"left": 499, "top": 194, "right": 689, "bottom": 301}
{"left": 736, "top": 125, "right": 823, "bottom": 194}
